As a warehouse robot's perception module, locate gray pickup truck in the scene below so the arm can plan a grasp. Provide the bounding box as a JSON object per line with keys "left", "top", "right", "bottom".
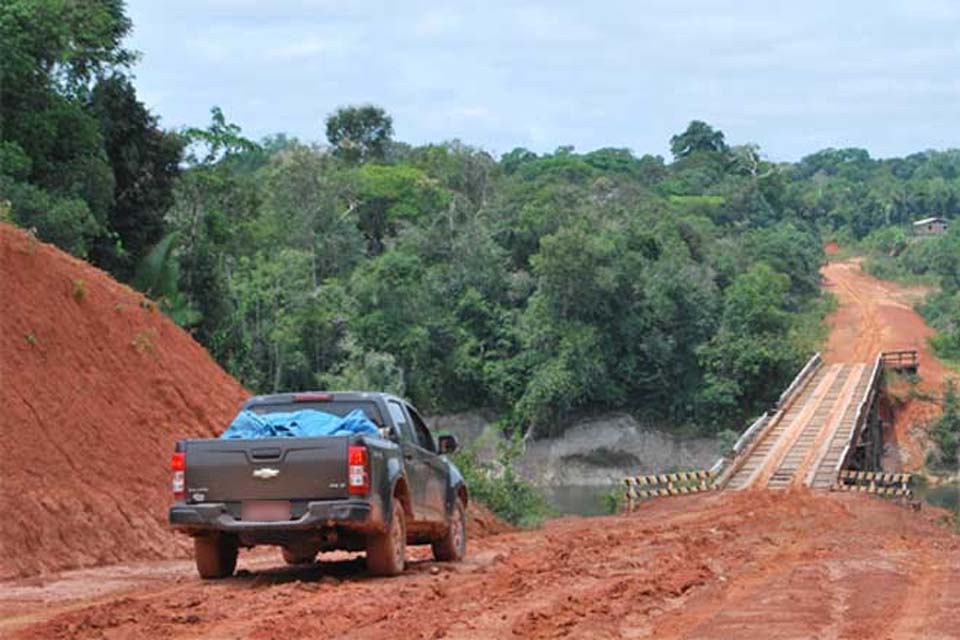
{"left": 169, "top": 391, "right": 467, "bottom": 579}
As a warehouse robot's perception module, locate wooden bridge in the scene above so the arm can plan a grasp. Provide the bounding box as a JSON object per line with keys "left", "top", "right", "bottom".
{"left": 719, "top": 350, "right": 919, "bottom": 491}
{"left": 624, "top": 350, "right": 918, "bottom": 508}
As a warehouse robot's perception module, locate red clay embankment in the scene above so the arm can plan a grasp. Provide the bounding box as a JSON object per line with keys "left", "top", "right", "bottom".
{"left": 0, "top": 224, "right": 249, "bottom": 578}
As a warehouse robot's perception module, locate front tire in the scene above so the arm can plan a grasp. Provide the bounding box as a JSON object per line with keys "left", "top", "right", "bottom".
{"left": 366, "top": 505, "right": 406, "bottom": 576}
{"left": 432, "top": 499, "right": 466, "bottom": 562}
{"left": 194, "top": 535, "right": 238, "bottom": 579}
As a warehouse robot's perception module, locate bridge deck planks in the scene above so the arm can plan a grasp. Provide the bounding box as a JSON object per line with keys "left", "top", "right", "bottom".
{"left": 727, "top": 363, "right": 873, "bottom": 490}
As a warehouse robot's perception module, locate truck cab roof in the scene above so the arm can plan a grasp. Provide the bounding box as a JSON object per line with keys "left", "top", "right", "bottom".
{"left": 241, "top": 391, "right": 406, "bottom": 411}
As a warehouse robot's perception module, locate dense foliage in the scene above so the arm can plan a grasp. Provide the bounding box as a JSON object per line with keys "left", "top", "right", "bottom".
{"left": 0, "top": 0, "right": 184, "bottom": 278}
{"left": 5, "top": 1, "right": 956, "bottom": 442}
{"left": 787, "top": 148, "right": 960, "bottom": 240}
{"left": 139, "top": 112, "right": 833, "bottom": 436}
{"left": 860, "top": 225, "right": 960, "bottom": 363}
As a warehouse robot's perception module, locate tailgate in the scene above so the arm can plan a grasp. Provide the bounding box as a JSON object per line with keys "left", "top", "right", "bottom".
{"left": 183, "top": 437, "right": 349, "bottom": 502}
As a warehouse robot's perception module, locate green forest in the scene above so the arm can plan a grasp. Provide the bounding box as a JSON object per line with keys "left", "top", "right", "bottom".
{"left": 3, "top": 1, "right": 959, "bottom": 440}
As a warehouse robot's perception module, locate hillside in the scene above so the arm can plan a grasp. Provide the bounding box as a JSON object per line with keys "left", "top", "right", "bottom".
{"left": 0, "top": 224, "right": 249, "bottom": 578}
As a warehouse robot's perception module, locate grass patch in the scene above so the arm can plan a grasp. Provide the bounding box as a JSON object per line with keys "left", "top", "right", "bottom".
{"left": 72, "top": 279, "right": 87, "bottom": 301}
{"left": 132, "top": 330, "right": 156, "bottom": 353}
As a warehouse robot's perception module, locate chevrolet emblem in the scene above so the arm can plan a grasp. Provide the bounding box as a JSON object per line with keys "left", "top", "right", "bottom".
{"left": 252, "top": 467, "right": 280, "bottom": 480}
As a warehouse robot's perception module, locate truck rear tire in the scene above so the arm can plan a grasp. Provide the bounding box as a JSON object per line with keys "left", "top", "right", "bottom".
{"left": 432, "top": 499, "right": 466, "bottom": 562}
{"left": 194, "top": 535, "right": 238, "bottom": 579}
{"left": 366, "top": 505, "right": 406, "bottom": 576}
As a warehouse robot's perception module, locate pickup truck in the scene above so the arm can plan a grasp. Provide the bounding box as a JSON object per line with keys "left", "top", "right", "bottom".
{"left": 169, "top": 391, "right": 468, "bottom": 579}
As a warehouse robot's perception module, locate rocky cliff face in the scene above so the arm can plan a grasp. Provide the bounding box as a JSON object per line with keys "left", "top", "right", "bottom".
{"left": 427, "top": 410, "right": 722, "bottom": 487}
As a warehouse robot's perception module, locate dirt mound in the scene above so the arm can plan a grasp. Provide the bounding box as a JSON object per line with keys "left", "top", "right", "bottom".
{"left": 466, "top": 501, "right": 514, "bottom": 538}
{"left": 0, "top": 224, "right": 248, "bottom": 579}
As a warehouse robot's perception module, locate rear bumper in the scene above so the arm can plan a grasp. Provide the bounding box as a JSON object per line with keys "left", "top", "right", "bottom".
{"left": 169, "top": 499, "right": 379, "bottom": 534}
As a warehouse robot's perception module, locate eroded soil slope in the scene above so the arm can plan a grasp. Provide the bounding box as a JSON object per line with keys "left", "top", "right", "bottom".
{"left": 2, "top": 490, "right": 957, "bottom": 639}
{"left": 0, "top": 225, "right": 248, "bottom": 578}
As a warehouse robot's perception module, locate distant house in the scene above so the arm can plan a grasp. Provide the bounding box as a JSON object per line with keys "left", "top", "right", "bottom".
{"left": 913, "top": 217, "right": 948, "bottom": 236}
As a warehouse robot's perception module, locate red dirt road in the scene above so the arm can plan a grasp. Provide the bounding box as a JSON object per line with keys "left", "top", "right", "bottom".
{"left": 2, "top": 491, "right": 957, "bottom": 639}
{"left": 821, "top": 258, "right": 954, "bottom": 469}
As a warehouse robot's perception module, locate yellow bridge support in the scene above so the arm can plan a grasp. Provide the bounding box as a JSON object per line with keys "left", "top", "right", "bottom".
{"left": 833, "top": 470, "right": 912, "bottom": 498}
{"left": 623, "top": 471, "right": 716, "bottom": 511}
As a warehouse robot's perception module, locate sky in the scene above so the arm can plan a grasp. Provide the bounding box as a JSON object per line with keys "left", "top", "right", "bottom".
{"left": 125, "top": 0, "right": 960, "bottom": 161}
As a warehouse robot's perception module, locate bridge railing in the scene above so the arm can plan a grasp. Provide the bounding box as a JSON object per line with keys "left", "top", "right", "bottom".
{"left": 711, "top": 352, "right": 824, "bottom": 488}
{"left": 881, "top": 349, "right": 919, "bottom": 375}
{"left": 833, "top": 354, "right": 884, "bottom": 476}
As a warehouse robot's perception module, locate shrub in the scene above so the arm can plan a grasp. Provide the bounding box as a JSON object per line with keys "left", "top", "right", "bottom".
{"left": 452, "top": 434, "right": 551, "bottom": 528}
{"left": 601, "top": 486, "right": 626, "bottom": 514}
{"left": 931, "top": 380, "right": 960, "bottom": 470}
{"left": 717, "top": 428, "right": 739, "bottom": 455}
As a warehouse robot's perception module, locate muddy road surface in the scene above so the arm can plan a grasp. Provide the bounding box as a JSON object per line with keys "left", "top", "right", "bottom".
{"left": 2, "top": 491, "right": 958, "bottom": 639}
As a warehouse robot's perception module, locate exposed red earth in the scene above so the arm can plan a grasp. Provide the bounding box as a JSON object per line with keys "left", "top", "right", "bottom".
{"left": 1, "top": 230, "right": 957, "bottom": 639}
{"left": 0, "top": 224, "right": 249, "bottom": 579}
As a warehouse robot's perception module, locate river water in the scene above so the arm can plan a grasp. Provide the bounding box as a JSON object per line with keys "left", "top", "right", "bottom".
{"left": 541, "top": 485, "right": 614, "bottom": 516}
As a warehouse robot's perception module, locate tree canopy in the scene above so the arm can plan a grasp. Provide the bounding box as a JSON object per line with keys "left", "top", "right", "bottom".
{"left": 4, "top": 0, "right": 957, "bottom": 441}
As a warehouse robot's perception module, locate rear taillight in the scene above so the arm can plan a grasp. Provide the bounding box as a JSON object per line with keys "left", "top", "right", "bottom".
{"left": 171, "top": 452, "right": 186, "bottom": 500}
{"left": 348, "top": 445, "right": 369, "bottom": 495}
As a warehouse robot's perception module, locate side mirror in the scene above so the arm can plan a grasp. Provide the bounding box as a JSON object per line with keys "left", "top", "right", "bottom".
{"left": 437, "top": 434, "right": 459, "bottom": 455}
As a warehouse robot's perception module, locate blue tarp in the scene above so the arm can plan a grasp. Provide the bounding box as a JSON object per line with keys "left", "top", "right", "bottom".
{"left": 220, "top": 408, "right": 379, "bottom": 439}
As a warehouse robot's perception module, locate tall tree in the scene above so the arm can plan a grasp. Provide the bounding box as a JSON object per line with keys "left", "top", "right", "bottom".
{"left": 670, "top": 120, "right": 728, "bottom": 159}
{"left": 89, "top": 74, "right": 185, "bottom": 279}
{"left": 325, "top": 105, "right": 393, "bottom": 164}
